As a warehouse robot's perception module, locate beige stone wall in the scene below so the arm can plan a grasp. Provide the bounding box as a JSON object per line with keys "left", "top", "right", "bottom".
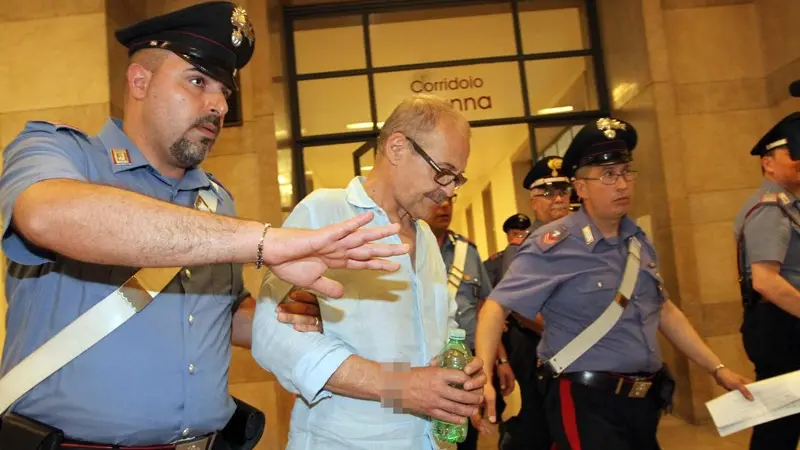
{"left": 0, "top": 0, "right": 112, "bottom": 354}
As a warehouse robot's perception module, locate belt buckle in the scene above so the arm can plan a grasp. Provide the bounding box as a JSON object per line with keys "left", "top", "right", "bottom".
{"left": 628, "top": 380, "right": 653, "bottom": 398}
{"left": 175, "top": 434, "right": 215, "bottom": 450}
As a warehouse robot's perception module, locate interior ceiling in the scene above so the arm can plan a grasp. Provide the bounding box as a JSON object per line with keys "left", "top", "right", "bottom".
{"left": 277, "top": 4, "right": 586, "bottom": 193}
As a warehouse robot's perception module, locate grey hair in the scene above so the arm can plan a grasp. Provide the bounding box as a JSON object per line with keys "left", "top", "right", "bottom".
{"left": 377, "top": 94, "right": 470, "bottom": 152}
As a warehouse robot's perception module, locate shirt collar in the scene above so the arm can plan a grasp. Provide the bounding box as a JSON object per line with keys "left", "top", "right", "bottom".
{"left": 345, "top": 177, "right": 379, "bottom": 209}
{"left": 570, "top": 207, "right": 640, "bottom": 251}
{"left": 99, "top": 119, "right": 150, "bottom": 173}
{"left": 98, "top": 119, "right": 212, "bottom": 192}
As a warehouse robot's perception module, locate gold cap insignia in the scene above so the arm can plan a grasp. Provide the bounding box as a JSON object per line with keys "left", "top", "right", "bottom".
{"left": 231, "top": 6, "right": 254, "bottom": 48}
{"left": 547, "top": 158, "right": 563, "bottom": 177}
{"left": 111, "top": 148, "right": 131, "bottom": 166}
{"left": 596, "top": 118, "right": 626, "bottom": 140}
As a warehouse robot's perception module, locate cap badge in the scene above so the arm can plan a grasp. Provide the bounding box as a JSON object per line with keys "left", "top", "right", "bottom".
{"left": 111, "top": 148, "right": 131, "bottom": 166}
{"left": 596, "top": 118, "right": 626, "bottom": 139}
{"left": 231, "top": 6, "right": 254, "bottom": 48}
{"left": 547, "top": 158, "right": 562, "bottom": 177}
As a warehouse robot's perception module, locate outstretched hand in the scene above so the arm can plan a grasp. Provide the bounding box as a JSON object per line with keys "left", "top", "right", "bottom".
{"left": 264, "top": 212, "right": 409, "bottom": 297}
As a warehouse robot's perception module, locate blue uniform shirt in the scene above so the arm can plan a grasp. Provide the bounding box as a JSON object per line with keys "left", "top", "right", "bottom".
{"left": 439, "top": 232, "right": 492, "bottom": 349}
{"left": 0, "top": 119, "right": 248, "bottom": 445}
{"left": 490, "top": 208, "right": 666, "bottom": 374}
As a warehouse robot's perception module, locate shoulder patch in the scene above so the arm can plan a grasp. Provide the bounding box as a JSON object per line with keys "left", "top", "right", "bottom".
{"left": 760, "top": 192, "right": 778, "bottom": 203}
{"left": 535, "top": 225, "right": 569, "bottom": 252}
{"left": 206, "top": 172, "right": 234, "bottom": 200}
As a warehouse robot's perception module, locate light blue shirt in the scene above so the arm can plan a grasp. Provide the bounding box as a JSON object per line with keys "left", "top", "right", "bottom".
{"left": 0, "top": 119, "right": 247, "bottom": 445}
{"left": 252, "top": 177, "right": 457, "bottom": 450}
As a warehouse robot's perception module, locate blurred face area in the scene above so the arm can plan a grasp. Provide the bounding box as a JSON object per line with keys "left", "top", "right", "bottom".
{"left": 388, "top": 120, "right": 470, "bottom": 221}
{"left": 763, "top": 148, "right": 800, "bottom": 192}
{"left": 574, "top": 163, "right": 636, "bottom": 222}
{"left": 137, "top": 52, "right": 231, "bottom": 170}
{"left": 529, "top": 183, "right": 571, "bottom": 224}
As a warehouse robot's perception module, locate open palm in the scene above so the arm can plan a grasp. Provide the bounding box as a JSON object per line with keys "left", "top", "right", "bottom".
{"left": 265, "top": 212, "right": 408, "bottom": 297}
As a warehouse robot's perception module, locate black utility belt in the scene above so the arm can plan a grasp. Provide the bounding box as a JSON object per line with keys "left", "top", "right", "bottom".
{"left": 560, "top": 370, "right": 660, "bottom": 399}
{"left": 0, "top": 397, "right": 266, "bottom": 450}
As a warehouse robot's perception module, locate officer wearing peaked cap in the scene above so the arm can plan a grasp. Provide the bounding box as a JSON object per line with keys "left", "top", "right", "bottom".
{"left": 735, "top": 112, "right": 800, "bottom": 450}
{"left": 0, "top": 3, "right": 410, "bottom": 449}
{"left": 115, "top": 1, "right": 255, "bottom": 91}
{"left": 485, "top": 214, "right": 531, "bottom": 287}
{"left": 476, "top": 117, "right": 754, "bottom": 450}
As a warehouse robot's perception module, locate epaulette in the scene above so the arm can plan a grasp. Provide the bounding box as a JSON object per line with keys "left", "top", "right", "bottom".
{"left": 452, "top": 232, "right": 477, "bottom": 248}
{"left": 25, "top": 121, "right": 89, "bottom": 139}
{"left": 206, "top": 172, "right": 234, "bottom": 201}
{"left": 760, "top": 192, "right": 778, "bottom": 203}
{"left": 489, "top": 250, "right": 504, "bottom": 260}
{"left": 535, "top": 225, "right": 569, "bottom": 253}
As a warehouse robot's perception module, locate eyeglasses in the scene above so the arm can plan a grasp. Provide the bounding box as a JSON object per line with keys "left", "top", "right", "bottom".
{"left": 405, "top": 136, "right": 468, "bottom": 188}
{"left": 579, "top": 169, "right": 638, "bottom": 186}
{"left": 532, "top": 187, "right": 573, "bottom": 199}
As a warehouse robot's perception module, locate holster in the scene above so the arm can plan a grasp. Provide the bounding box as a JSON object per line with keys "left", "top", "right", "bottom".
{"left": 214, "top": 397, "right": 265, "bottom": 450}
{"left": 0, "top": 412, "right": 64, "bottom": 450}
{"left": 654, "top": 365, "right": 676, "bottom": 413}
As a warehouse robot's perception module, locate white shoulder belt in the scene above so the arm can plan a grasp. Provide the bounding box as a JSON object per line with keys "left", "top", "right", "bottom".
{"left": 0, "top": 187, "right": 220, "bottom": 412}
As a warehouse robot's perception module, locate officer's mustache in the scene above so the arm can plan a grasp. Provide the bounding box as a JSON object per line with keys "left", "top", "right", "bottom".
{"left": 190, "top": 115, "right": 222, "bottom": 137}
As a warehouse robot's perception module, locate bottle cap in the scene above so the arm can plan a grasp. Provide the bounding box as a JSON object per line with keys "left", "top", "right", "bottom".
{"left": 449, "top": 328, "right": 466, "bottom": 340}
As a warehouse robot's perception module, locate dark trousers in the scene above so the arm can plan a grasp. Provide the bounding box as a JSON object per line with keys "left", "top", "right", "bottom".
{"left": 742, "top": 302, "right": 800, "bottom": 450}
{"left": 544, "top": 378, "right": 662, "bottom": 450}
{"left": 500, "top": 374, "right": 551, "bottom": 450}
{"left": 458, "top": 354, "right": 505, "bottom": 450}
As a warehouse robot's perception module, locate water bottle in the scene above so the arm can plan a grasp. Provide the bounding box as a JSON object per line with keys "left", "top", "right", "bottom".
{"left": 433, "top": 328, "right": 472, "bottom": 444}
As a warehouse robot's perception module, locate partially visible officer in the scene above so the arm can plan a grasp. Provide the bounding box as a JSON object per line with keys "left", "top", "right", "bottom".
{"left": 484, "top": 213, "right": 531, "bottom": 287}
{"left": 427, "top": 196, "right": 515, "bottom": 450}
{"left": 476, "top": 117, "right": 754, "bottom": 450}
{"left": 736, "top": 111, "right": 800, "bottom": 450}
{"left": 484, "top": 155, "right": 573, "bottom": 450}
{"left": 0, "top": 3, "right": 407, "bottom": 450}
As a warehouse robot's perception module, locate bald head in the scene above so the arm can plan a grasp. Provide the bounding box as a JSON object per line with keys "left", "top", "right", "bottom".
{"left": 377, "top": 94, "right": 470, "bottom": 154}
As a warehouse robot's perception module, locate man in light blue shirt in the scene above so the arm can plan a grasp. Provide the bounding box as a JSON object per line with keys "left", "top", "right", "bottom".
{"left": 252, "top": 95, "right": 487, "bottom": 450}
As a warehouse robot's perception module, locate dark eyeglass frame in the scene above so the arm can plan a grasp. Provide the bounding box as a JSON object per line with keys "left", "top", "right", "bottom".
{"left": 405, "top": 136, "right": 468, "bottom": 188}
{"left": 578, "top": 169, "right": 638, "bottom": 186}
{"left": 532, "top": 186, "right": 574, "bottom": 199}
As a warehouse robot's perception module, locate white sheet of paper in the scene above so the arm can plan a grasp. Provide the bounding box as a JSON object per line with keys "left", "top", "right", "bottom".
{"left": 706, "top": 370, "right": 800, "bottom": 436}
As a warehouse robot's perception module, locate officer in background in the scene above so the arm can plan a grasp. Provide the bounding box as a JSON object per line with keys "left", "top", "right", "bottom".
{"left": 485, "top": 213, "right": 531, "bottom": 287}
{"left": 735, "top": 112, "right": 800, "bottom": 450}
{"left": 487, "top": 156, "right": 572, "bottom": 450}
{"left": 476, "top": 118, "right": 753, "bottom": 450}
{"left": 0, "top": 3, "right": 407, "bottom": 450}
{"left": 427, "top": 196, "right": 515, "bottom": 450}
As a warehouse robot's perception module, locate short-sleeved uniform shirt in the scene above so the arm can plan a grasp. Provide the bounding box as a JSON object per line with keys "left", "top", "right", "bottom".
{"left": 490, "top": 208, "right": 667, "bottom": 374}
{"left": 0, "top": 119, "right": 248, "bottom": 445}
